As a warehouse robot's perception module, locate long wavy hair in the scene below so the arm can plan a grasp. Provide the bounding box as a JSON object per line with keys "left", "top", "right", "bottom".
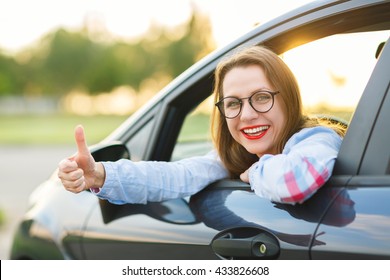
{"left": 211, "top": 45, "right": 346, "bottom": 178}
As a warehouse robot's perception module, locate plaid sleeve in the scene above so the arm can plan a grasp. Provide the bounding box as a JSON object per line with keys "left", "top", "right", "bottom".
{"left": 249, "top": 127, "right": 342, "bottom": 204}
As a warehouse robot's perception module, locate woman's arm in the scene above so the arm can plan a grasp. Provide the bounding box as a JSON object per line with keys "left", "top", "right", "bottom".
{"left": 94, "top": 150, "right": 229, "bottom": 204}
{"left": 248, "top": 127, "right": 343, "bottom": 204}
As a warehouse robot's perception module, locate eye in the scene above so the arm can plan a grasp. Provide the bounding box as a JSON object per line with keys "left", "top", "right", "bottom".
{"left": 225, "top": 98, "right": 241, "bottom": 109}
{"left": 252, "top": 92, "right": 271, "bottom": 104}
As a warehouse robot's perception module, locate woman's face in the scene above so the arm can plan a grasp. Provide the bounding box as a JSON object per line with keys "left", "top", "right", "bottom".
{"left": 222, "top": 65, "right": 286, "bottom": 157}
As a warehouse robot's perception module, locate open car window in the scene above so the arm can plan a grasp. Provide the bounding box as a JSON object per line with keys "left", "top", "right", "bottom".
{"left": 172, "top": 30, "right": 389, "bottom": 162}
{"left": 171, "top": 97, "right": 214, "bottom": 161}
{"left": 283, "top": 30, "right": 389, "bottom": 122}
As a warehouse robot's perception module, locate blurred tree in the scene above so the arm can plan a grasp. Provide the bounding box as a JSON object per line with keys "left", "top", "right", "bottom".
{"left": 0, "top": 8, "right": 216, "bottom": 97}
{"left": 164, "top": 8, "right": 215, "bottom": 78}
{"left": 0, "top": 55, "right": 25, "bottom": 95}
{"left": 34, "top": 28, "right": 106, "bottom": 95}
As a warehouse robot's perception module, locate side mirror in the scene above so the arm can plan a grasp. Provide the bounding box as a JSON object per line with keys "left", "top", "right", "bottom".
{"left": 90, "top": 142, "right": 130, "bottom": 162}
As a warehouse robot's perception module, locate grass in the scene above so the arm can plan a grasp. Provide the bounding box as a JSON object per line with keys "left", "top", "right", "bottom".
{"left": 0, "top": 113, "right": 210, "bottom": 146}
{"left": 0, "top": 107, "right": 353, "bottom": 146}
{"left": 178, "top": 113, "right": 211, "bottom": 142}
{"left": 0, "top": 114, "right": 128, "bottom": 145}
{"left": 0, "top": 209, "right": 5, "bottom": 227}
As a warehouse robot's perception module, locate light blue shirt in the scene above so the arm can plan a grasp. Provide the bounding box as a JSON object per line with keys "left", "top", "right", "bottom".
{"left": 94, "top": 126, "right": 342, "bottom": 205}
{"left": 95, "top": 150, "right": 228, "bottom": 204}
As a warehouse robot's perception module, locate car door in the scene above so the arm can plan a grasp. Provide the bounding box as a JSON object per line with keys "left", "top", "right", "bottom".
{"left": 79, "top": 1, "right": 390, "bottom": 260}
{"left": 311, "top": 40, "right": 390, "bottom": 259}
{"left": 189, "top": 180, "right": 343, "bottom": 259}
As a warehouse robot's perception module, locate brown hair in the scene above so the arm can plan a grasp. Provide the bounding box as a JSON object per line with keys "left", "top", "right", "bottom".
{"left": 211, "top": 45, "right": 346, "bottom": 178}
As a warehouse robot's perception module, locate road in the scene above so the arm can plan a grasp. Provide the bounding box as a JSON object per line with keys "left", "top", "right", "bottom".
{"left": 0, "top": 145, "right": 75, "bottom": 259}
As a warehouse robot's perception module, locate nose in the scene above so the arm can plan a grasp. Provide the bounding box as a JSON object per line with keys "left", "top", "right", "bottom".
{"left": 240, "top": 99, "right": 258, "bottom": 121}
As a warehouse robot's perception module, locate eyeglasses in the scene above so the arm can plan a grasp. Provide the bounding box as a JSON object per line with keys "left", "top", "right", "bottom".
{"left": 215, "top": 90, "right": 279, "bottom": 119}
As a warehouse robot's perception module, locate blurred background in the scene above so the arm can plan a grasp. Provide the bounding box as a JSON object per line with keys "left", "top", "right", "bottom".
{"left": 0, "top": 0, "right": 314, "bottom": 143}
{"left": 1, "top": 0, "right": 365, "bottom": 259}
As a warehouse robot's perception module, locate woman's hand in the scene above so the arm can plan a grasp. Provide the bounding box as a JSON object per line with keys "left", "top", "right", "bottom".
{"left": 58, "top": 125, "right": 105, "bottom": 193}
{"left": 240, "top": 168, "right": 250, "bottom": 183}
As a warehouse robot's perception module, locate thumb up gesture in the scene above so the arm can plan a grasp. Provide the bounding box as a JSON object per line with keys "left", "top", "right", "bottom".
{"left": 58, "top": 125, "right": 105, "bottom": 193}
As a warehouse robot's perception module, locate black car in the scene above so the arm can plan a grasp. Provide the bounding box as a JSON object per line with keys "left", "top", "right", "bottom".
{"left": 10, "top": 0, "right": 390, "bottom": 260}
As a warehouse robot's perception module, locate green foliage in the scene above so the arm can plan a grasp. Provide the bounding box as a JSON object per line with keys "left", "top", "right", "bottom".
{"left": 0, "top": 56, "right": 24, "bottom": 95}
{"left": 0, "top": 9, "right": 215, "bottom": 97}
{"left": 0, "top": 208, "right": 5, "bottom": 227}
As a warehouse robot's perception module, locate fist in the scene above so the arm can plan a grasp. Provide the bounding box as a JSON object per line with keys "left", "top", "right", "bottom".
{"left": 58, "top": 125, "right": 97, "bottom": 193}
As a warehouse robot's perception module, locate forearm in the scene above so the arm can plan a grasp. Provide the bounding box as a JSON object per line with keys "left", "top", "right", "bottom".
{"left": 248, "top": 127, "right": 342, "bottom": 204}
{"left": 93, "top": 151, "right": 228, "bottom": 204}
{"left": 249, "top": 154, "right": 334, "bottom": 204}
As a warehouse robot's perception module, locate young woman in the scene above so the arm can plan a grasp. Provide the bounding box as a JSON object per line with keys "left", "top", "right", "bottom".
{"left": 58, "top": 45, "right": 346, "bottom": 205}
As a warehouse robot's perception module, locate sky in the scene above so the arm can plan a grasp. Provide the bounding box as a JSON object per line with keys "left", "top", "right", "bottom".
{"left": 0, "top": 0, "right": 313, "bottom": 52}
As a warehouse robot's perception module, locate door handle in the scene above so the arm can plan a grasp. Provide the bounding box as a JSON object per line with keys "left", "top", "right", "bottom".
{"left": 211, "top": 227, "right": 280, "bottom": 259}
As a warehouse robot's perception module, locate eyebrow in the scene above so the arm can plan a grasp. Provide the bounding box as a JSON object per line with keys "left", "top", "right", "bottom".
{"left": 223, "top": 88, "right": 275, "bottom": 98}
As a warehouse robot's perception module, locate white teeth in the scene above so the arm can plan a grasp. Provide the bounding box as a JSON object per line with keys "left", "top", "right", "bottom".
{"left": 243, "top": 126, "right": 269, "bottom": 134}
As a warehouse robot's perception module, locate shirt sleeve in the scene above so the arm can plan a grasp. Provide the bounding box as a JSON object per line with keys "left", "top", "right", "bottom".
{"left": 92, "top": 150, "right": 229, "bottom": 204}
{"left": 248, "top": 127, "right": 343, "bottom": 205}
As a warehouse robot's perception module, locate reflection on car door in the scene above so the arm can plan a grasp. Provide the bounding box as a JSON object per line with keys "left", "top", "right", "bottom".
{"left": 190, "top": 181, "right": 350, "bottom": 260}
{"left": 81, "top": 180, "right": 345, "bottom": 259}
{"left": 80, "top": 197, "right": 218, "bottom": 259}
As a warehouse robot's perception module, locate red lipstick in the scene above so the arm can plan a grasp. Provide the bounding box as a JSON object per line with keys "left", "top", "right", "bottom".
{"left": 240, "top": 125, "right": 269, "bottom": 140}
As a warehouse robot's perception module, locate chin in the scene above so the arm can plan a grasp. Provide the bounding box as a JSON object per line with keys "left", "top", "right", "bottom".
{"left": 244, "top": 147, "right": 264, "bottom": 157}
{"left": 244, "top": 143, "right": 273, "bottom": 156}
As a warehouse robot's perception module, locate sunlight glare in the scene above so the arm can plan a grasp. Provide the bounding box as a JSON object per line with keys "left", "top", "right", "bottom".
{"left": 283, "top": 31, "right": 389, "bottom": 109}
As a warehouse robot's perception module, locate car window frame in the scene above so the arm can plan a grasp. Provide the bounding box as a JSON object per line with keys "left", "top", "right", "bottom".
{"left": 334, "top": 39, "right": 390, "bottom": 176}
{"left": 146, "top": 67, "right": 215, "bottom": 161}
{"left": 358, "top": 41, "right": 390, "bottom": 175}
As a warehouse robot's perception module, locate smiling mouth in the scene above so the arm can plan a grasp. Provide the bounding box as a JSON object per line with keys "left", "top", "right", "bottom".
{"left": 241, "top": 125, "right": 269, "bottom": 139}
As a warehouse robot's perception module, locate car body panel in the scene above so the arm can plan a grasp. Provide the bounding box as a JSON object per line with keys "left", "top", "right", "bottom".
{"left": 80, "top": 182, "right": 342, "bottom": 260}
{"left": 10, "top": 178, "right": 96, "bottom": 260}
{"left": 312, "top": 184, "right": 390, "bottom": 259}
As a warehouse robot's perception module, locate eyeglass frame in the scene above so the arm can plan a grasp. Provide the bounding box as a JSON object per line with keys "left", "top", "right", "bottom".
{"left": 215, "top": 90, "right": 280, "bottom": 119}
